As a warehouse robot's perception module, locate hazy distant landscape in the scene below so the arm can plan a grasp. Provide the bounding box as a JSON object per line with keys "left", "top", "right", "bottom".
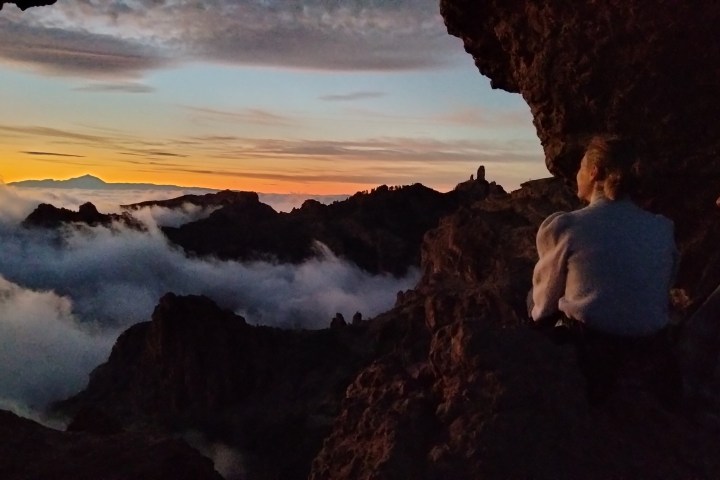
{"left": 0, "top": 178, "right": 416, "bottom": 418}
{"left": 7, "top": 174, "right": 351, "bottom": 213}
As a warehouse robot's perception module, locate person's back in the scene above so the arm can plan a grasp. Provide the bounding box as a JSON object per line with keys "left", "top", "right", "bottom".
{"left": 558, "top": 197, "right": 676, "bottom": 335}
{"left": 530, "top": 134, "right": 681, "bottom": 408}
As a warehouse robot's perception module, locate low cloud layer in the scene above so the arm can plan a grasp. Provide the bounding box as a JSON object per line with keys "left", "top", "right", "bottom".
{"left": 0, "top": 184, "right": 418, "bottom": 415}
{"left": 0, "top": 276, "right": 115, "bottom": 414}
{"left": 2, "top": 0, "right": 462, "bottom": 78}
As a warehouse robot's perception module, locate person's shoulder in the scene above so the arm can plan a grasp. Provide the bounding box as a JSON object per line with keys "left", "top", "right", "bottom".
{"left": 537, "top": 211, "right": 573, "bottom": 238}
{"left": 652, "top": 212, "right": 676, "bottom": 234}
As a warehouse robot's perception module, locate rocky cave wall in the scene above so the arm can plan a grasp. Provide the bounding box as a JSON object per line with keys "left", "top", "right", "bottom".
{"left": 440, "top": 0, "right": 720, "bottom": 303}
{"left": 441, "top": 0, "right": 720, "bottom": 206}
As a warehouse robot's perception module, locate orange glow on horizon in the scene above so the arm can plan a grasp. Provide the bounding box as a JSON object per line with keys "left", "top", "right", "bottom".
{"left": 1, "top": 160, "right": 411, "bottom": 196}
{"left": 1, "top": 146, "right": 464, "bottom": 195}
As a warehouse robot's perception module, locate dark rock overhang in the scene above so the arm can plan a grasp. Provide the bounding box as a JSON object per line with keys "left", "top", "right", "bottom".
{"left": 440, "top": 0, "right": 720, "bottom": 208}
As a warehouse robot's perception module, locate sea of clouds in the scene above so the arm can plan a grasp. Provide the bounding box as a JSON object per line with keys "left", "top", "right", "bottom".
{"left": 0, "top": 184, "right": 417, "bottom": 419}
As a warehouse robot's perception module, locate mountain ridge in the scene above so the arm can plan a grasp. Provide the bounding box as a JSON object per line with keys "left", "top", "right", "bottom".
{"left": 9, "top": 174, "right": 218, "bottom": 192}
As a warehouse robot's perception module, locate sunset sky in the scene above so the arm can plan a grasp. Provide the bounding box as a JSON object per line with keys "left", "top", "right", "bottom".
{"left": 0, "top": 0, "right": 546, "bottom": 194}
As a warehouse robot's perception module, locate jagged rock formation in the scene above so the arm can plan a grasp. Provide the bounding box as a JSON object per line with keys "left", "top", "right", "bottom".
{"left": 161, "top": 181, "right": 502, "bottom": 275}
{"left": 440, "top": 0, "right": 720, "bottom": 306}
{"left": 60, "top": 179, "right": 720, "bottom": 479}
{"left": 309, "top": 178, "right": 720, "bottom": 480}
{"left": 23, "top": 202, "right": 143, "bottom": 230}
{"left": 0, "top": 409, "right": 221, "bottom": 480}
{"left": 440, "top": 1, "right": 720, "bottom": 195}
{"left": 56, "top": 293, "right": 380, "bottom": 479}
{"left": 121, "top": 189, "right": 256, "bottom": 211}
{"left": 0, "top": 0, "right": 55, "bottom": 10}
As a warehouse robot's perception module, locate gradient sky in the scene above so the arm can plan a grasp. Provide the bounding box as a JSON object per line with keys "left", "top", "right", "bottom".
{"left": 0, "top": 0, "right": 546, "bottom": 194}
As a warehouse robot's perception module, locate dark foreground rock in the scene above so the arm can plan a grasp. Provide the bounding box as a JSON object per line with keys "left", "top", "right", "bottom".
{"left": 440, "top": 1, "right": 720, "bottom": 197}
{"left": 440, "top": 0, "right": 720, "bottom": 306}
{"left": 0, "top": 409, "right": 221, "bottom": 480}
{"left": 56, "top": 292, "right": 381, "bottom": 479}
{"left": 58, "top": 179, "right": 720, "bottom": 480}
{"left": 308, "top": 178, "right": 720, "bottom": 480}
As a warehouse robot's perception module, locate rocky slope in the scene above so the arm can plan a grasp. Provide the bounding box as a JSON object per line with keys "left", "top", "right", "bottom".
{"left": 440, "top": 0, "right": 720, "bottom": 306}
{"left": 0, "top": 409, "right": 221, "bottom": 480}
{"left": 56, "top": 292, "right": 384, "bottom": 479}
{"left": 58, "top": 179, "right": 720, "bottom": 479}
{"left": 309, "top": 178, "right": 720, "bottom": 480}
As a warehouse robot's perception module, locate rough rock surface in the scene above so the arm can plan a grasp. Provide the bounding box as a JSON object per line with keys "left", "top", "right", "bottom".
{"left": 60, "top": 179, "right": 720, "bottom": 480}
{"left": 23, "top": 202, "right": 143, "bottom": 230}
{"left": 440, "top": 0, "right": 720, "bottom": 393}
{"left": 56, "top": 293, "right": 380, "bottom": 479}
{"left": 0, "top": 409, "right": 221, "bottom": 480}
{"left": 309, "top": 178, "right": 720, "bottom": 480}
{"left": 440, "top": 1, "right": 720, "bottom": 196}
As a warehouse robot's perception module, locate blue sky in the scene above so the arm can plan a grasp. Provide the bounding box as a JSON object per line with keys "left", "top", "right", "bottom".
{"left": 0, "top": 0, "right": 546, "bottom": 194}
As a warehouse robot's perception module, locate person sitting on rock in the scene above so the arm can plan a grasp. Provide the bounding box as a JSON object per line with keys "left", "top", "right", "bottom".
{"left": 529, "top": 135, "right": 682, "bottom": 409}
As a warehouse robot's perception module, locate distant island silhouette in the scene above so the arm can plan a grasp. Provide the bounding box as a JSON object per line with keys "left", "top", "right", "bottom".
{"left": 9, "top": 174, "right": 217, "bottom": 192}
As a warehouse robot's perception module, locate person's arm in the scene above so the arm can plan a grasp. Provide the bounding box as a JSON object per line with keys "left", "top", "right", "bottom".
{"left": 531, "top": 212, "right": 570, "bottom": 322}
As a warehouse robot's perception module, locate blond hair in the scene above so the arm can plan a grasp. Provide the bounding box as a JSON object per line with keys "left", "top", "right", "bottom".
{"left": 584, "top": 135, "right": 638, "bottom": 200}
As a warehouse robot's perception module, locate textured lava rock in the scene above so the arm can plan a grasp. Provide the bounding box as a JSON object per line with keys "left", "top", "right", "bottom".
{"left": 440, "top": 1, "right": 720, "bottom": 196}
{"left": 309, "top": 179, "right": 720, "bottom": 480}
{"left": 440, "top": 0, "right": 720, "bottom": 350}
{"left": 0, "top": 409, "right": 221, "bottom": 480}
{"left": 57, "top": 179, "right": 720, "bottom": 479}
{"left": 56, "top": 293, "right": 379, "bottom": 479}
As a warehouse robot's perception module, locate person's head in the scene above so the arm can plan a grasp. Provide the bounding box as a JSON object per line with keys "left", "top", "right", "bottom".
{"left": 576, "top": 135, "right": 637, "bottom": 202}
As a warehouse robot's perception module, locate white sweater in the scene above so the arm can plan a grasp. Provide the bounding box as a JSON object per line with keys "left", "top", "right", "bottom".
{"left": 531, "top": 194, "right": 677, "bottom": 336}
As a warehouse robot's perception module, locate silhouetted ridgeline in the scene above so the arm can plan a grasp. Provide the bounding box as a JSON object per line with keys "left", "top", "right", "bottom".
{"left": 157, "top": 182, "right": 502, "bottom": 275}
{"left": 25, "top": 178, "right": 503, "bottom": 276}
{"left": 23, "top": 202, "right": 143, "bottom": 230}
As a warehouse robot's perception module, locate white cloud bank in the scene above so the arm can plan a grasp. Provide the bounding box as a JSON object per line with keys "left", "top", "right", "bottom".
{"left": 0, "top": 184, "right": 418, "bottom": 416}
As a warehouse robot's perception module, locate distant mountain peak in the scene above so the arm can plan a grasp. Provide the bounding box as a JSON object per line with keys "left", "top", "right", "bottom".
{"left": 76, "top": 174, "right": 104, "bottom": 181}
{"left": 8, "top": 175, "right": 215, "bottom": 193}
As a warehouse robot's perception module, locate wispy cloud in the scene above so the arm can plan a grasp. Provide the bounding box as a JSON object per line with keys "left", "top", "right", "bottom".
{"left": 0, "top": 17, "right": 171, "bottom": 78}
{"left": 73, "top": 82, "right": 155, "bottom": 93}
{"left": 0, "top": 0, "right": 463, "bottom": 78}
{"left": 190, "top": 137, "right": 542, "bottom": 163}
{"left": 2, "top": 123, "right": 188, "bottom": 159}
{"left": 2, "top": 121, "right": 542, "bottom": 189}
{"left": 183, "top": 106, "right": 295, "bottom": 127}
{"left": 21, "top": 151, "right": 85, "bottom": 158}
{"left": 318, "top": 91, "right": 386, "bottom": 102}
{"left": 434, "top": 108, "right": 533, "bottom": 128}
{"left": 119, "top": 150, "right": 188, "bottom": 158}
{"left": 0, "top": 124, "right": 112, "bottom": 144}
